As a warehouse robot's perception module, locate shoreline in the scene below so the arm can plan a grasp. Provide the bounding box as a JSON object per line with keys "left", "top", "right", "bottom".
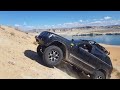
{"left": 49, "top": 29, "right": 120, "bottom": 36}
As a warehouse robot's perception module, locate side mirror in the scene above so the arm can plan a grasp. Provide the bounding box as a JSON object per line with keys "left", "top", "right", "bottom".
{"left": 71, "top": 39, "right": 74, "bottom": 42}
{"left": 35, "top": 35, "right": 37, "bottom": 39}
{"left": 89, "top": 41, "right": 95, "bottom": 45}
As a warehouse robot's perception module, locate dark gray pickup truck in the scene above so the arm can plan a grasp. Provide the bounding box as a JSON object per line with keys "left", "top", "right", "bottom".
{"left": 35, "top": 31, "right": 113, "bottom": 79}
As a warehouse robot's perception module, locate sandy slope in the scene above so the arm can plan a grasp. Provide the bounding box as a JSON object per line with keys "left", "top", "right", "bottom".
{"left": 0, "top": 25, "right": 81, "bottom": 79}
{"left": 100, "top": 44, "right": 120, "bottom": 79}
{"left": 0, "top": 26, "right": 120, "bottom": 79}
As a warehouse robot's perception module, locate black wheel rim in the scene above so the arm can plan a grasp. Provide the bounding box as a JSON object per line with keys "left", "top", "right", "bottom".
{"left": 40, "top": 47, "right": 43, "bottom": 53}
{"left": 96, "top": 76, "right": 103, "bottom": 79}
{"left": 48, "top": 50, "right": 59, "bottom": 62}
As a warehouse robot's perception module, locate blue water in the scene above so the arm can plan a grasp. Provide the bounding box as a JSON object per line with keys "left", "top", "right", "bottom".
{"left": 64, "top": 35, "right": 120, "bottom": 45}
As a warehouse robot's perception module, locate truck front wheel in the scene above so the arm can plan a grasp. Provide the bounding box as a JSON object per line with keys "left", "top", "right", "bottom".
{"left": 91, "top": 71, "right": 106, "bottom": 79}
{"left": 43, "top": 45, "right": 63, "bottom": 67}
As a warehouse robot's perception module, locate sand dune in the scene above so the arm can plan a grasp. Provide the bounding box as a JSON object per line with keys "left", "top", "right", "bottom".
{"left": 0, "top": 25, "right": 120, "bottom": 79}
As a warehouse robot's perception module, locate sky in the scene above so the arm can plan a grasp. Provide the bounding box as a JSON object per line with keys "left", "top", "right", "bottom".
{"left": 0, "top": 11, "right": 120, "bottom": 30}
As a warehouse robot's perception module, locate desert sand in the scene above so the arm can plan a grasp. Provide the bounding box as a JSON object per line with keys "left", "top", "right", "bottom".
{"left": 100, "top": 44, "right": 120, "bottom": 79}
{"left": 0, "top": 25, "right": 120, "bottom": 79}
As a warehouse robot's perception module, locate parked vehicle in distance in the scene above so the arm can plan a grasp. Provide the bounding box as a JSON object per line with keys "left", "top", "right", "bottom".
{"left": 35, "top": 31, "right": 113, "bottom": 79}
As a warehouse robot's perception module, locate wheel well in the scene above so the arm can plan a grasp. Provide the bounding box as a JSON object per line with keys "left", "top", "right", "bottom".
{"left": 49, "top": 41, "right": 67, "bottom": 59}
{"left": 98, "top": 69, "right": 106, "bottom": 77}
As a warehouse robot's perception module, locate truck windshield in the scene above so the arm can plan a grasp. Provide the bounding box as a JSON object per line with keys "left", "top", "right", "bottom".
{"left": 39, "top": 31, "right": 50, "bottom": 37}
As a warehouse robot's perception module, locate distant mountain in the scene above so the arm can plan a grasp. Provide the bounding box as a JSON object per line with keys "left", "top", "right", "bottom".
{"left": 105, "top": 25, "right": 120, "bottom": 28}
{"left": 19, "top": 25, "right": 120, "bottom": 33}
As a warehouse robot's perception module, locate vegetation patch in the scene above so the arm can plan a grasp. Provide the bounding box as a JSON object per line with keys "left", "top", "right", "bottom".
{"left": 116, "top": 72, "right": 120, "bottom": 78}
{"left": 10, "top": 32, "right": 15, "bottom": 36}
{"left": 112, "top": 68, "right": 120, "bottom": 78}
{"left": 33, "top": 41, "right": 37, "bottom": 45}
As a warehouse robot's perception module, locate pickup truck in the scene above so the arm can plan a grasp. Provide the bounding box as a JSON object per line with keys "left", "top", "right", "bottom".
{"left": 35, "top": 31, "right": 113, "bottom": 79}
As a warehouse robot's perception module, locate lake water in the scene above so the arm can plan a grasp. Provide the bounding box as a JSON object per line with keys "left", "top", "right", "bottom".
{"left": 64, "top": 35, "right": 120, "bottom": 46}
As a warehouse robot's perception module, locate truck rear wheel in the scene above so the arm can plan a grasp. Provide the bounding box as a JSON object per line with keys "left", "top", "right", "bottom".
{"left": 91, "top": 71, "right": 106, "bottom": 79}
{"left": 43, "top": 45, "right": 63, "bottom": 67}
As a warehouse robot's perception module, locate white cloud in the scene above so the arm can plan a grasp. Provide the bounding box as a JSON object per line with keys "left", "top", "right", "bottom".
{"left": 88, "top": 21, "right": 104, "bottom": 26}
{"left": 14, "top": 24, "right": 37, "bottom": 31}
{"left": 90, "top": 21, "right": 102, "bottom": 24}
{"left": 57, "top": 24, "right": 62, "bottom": 26}
{"left": 14, "top": 24, "right": 21, "bottom": 27}
{"left": 64, "top": 23, "right": 73, "bottom": 25}
{"left": 63, "top": 22, "right": 83, "bottom": 28}
{"left": 66, "top": 22, "right": 79, "bottom": 25}
{"left": 79, "top": 20, "right": 83, "bottom": 22}
{"left": 51, "top": 25, "right": 55, "bottom": 27}
{"left": 43, "top": 25, "right": 51, "bottom": 29}
{"left": 104, "top": 16, "right": 112, "bottom": 20}
{"left": 14, "top": 17, "right": 120, "bottom": 30}
{"left": 26, "top": 25, "right": 35, "bottom": 28}
{"left": 44, "top": 25, "right": 49, "bottom": 27}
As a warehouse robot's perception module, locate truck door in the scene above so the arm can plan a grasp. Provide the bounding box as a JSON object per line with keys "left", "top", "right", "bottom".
{"left": 69, "top": 44, "right": 96, "bottom": 73}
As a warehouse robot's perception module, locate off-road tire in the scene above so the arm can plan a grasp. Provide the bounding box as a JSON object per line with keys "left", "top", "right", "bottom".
{"left": 43, "top": 45, "right": 63, "bottom": 67}
{"left": 91, "top": 71, "right": 106, "bottom": 79}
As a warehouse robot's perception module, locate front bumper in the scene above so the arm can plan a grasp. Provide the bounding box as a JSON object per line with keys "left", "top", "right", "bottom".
{"left": 35, "top": 36, "right": 44, "bottom": 45}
